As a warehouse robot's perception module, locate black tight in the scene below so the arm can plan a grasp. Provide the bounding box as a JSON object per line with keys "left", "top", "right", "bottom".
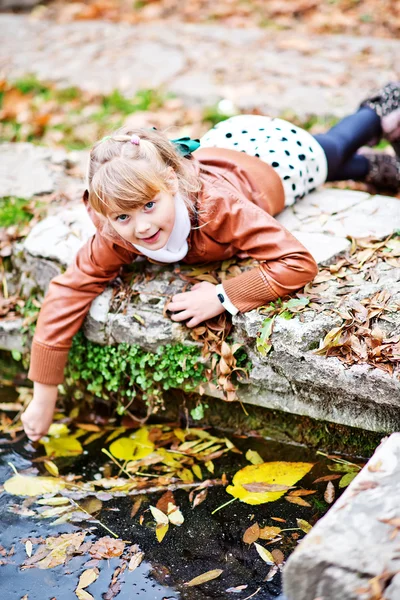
{"left": 313, "top": 107, "right": 382, "bottom": 181}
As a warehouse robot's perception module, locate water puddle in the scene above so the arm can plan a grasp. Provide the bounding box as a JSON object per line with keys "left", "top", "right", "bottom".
{"left": 0, "top": 384, "right": 364, "bottom": 600}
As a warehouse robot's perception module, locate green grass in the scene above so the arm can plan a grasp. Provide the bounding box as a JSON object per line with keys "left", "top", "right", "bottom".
{"left": 0, "top": 197, "right": 35, "bottom": 228}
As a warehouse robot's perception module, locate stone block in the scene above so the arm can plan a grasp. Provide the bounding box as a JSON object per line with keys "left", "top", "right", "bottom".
{"left": 0, "top": 318, "right": 26, "bottom": 353}
{"left": 283, "top": 433, "right": 400, "bottom": 600}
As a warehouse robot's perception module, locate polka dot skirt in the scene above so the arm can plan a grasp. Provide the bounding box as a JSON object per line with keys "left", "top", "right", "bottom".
{"left": 200, "top": 115, "right": 328, "bottom": 206}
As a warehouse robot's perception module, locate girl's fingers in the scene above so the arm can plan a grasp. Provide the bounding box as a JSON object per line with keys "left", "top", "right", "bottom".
{"left": 186, "top": 317, "right": 202, "bottom": 328}
{"left": 167, "top": 301, "right": 188, "bottom": 312}
{"left": 170, "top": 310, "right": 192, "bottom": 322}
{"left": 190, "top": 283, "right": 201, "bottom": 291}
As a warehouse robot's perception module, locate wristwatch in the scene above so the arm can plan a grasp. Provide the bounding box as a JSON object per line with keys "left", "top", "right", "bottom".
{"left": 215, "top": 284, "right": 239, "bottom": 316}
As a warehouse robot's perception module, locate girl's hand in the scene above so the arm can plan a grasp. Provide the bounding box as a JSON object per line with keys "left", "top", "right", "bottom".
{"left": 21, "top": 383, "right": 58, "bottom": 441}
{"left": 167, "top": 281, "right": 226, "bottom": 327}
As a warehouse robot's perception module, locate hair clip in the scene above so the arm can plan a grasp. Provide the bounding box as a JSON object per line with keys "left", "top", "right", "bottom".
{"left": 100, "top": 135, "right": 111, "bottom": 143}
{"left": 130, "top": 134, "right": 140, "bottom": 145}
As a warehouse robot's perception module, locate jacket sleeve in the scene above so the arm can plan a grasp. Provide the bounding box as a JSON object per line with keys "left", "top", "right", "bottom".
{"left": 203, "top": 192, "right": 318, "bottom": 313}
{"left": 28, "top": 233, "right": 136, "bottom": 385}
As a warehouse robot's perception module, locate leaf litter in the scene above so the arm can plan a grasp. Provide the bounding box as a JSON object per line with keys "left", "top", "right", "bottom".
{"left": 0, "top": 407, "right": 365, "bottom": 597}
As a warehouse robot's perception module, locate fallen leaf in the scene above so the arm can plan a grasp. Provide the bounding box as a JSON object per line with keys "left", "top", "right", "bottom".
{"left": 184, "top": 569, "right": 224, "bottom": 586}
{"left": 312, "top": 474, "right": 342, "bottom": 483}
{"left": 109, "top": 428, "right": 154, "bottom": 461}
{"left": 192, "top": 489, "right": 208, "bottom": 508}
{"left": 243, "top": 522, "right": 260, "bottom": 544}
{"left": 36, "top": 532, "right": 86, "bottom": 569}
{"left": 227, "top": 461, "right": 314, "bottom": 505}
{"left": 288, "top": 489, "right": 316, "bottom": 497}
{"left": 254, "top": 543, "right": 274, "bottom": 564}
{"left": 128, "top": 551, "right": 144, "bottom": 571}
{"left": 41, "top": 435, "right": 83, "bottom": 458}
{"left": 25, "top": 540, "right": 33, "bottom": 557}
{"left": 285, "top": 496, "right": 311, "bottom": 507}
{"left": 77, "top": 567, "right": 99, "bottom": 590}
{"left": 156, "top": 523, "right": 169, "bottom": 543}
{"left": 150, "top": 505, "right": 169, "bottom": 526}
{"left": 324, "top": 481, "right": 335, "bottom": 504}
{"left": 296, "top": 519, "right": 312, "bottom": 533}
{"left": 89, "top": 537, "right": 125, "bottom": 559}
{"left": 167, "top": 502, "right": 184, "bottom": 526}
{"left": 4, "top": 474, "right": 65, "bottom": 497}
{"left": 271, "top": 549, "right": 284, "bottom": 565}
{"left": 156, "top": 491, "right": 175, "bottom": 514}
{"left": 258, "top": 526, "right": 282, "bottom": 540}
{"left": 339, "top": 471, "right": 358, "bottom": 488}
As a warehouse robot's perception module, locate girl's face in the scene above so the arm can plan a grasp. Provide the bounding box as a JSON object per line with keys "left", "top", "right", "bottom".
{"left": 108, "top": 189, "right": 176, "bottom": 249}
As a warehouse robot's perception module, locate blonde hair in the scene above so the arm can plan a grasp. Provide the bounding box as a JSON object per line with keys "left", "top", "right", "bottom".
{"left": 87, "top": 126, "right": 201, "bottom": 217}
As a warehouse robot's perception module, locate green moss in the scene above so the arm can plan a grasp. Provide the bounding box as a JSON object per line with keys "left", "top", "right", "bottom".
{"left": 65, "top": 333, "right": 207, "bottom": 413}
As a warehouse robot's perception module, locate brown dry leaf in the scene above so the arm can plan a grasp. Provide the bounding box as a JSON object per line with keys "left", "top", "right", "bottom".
{"left": 88, "top": 537, "right": 125, "bottom": 559}
{"left": 184, "top": 569, "right": 224, "bottom": 586}
{"left": 313, "top": 474, "right": 342, "bottom": 484}
{"left": 271, "top": 549, "right": 285, "bottom": 565}
{"left": 193, "top": 488, "right": 208, "bottom": 508}
{"left": 258, "top": 526, "right": 282, "bottom": 540}
{"left": 243, "top": 522, "right": 260, "bottom": 544}
{"left": 130, "top": 498, "right": 143, "bottom": 518}
{"left": 242, "top": 483, "right": 291, "bottom": 493}
{"left": 324, "top": 481, "right": 335, "bottom": 504}
{"left": 285, "top": 496, "right": 311, "bottom": 507}
{"left": 156, "top": 491, "right": 175, "bottom": 514}
{"left": 128, "top": 551, "right": 144, "bottom": 572}
{"left": 288, "top": 489, "right": 316, "bottom": 497}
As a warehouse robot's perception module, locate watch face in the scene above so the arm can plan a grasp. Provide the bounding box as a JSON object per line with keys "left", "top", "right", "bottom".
{"left": 217, "top": 293, "right": 225, "bottom": 303}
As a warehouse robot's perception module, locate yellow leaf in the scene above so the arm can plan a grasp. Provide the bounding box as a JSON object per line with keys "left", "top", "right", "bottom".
{"left": 245, "top": 450, "right": 264, "bottom": 465}
{"left": 254, "top": 542, "right": 274, "bottom": 564}
{"left": 37, "top": 497, "right": 70, "bottom": 506}
{"left": 42, "top": 436, "right": 83, "bottom": 458}
{"left": 184, "top": 569, "right": 224, "bottom": 586}
{"left": 205, "top": 460, "right": 214, "bottom": 473}
{"left": 39, "top": 506, "right": 71, "bottom": 519}
{"left": 47, "top": 423, "right": 70, "bottom": 437}
{"left": 297, "top": 519, "right": 312, "bottom": 533}
{"left": 226, "top": 461, "right": 314, "bottom": 505}
{"left": 77, "top": 567, "right": 99, "bottom": 590}
{"left": 156, "top": 523, "right": 169, "bottom": 543}
{"left": 173, "top": 428, "right": 186, "bottom": 443}
{"left": 109, "top": 428, "right": 154, "bottom": 461}
{"left": 36, "top": 532, "right": 86, "bottom": 569}
{"left": 192, "top": 465, "right": 202, "bottom": 480}
{"left": 44, "top": 461, "right": 59, "bottom": 477}
{"left": 259, "top": 526, "right": 281, "bottom": 540}
{"left": 4, "top": 474, "right": 65, "bottom": 497}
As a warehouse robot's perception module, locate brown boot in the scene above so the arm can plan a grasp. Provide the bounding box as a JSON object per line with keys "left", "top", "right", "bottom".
{"left": 363, "top": 152, "right": 400, "bottom": 192}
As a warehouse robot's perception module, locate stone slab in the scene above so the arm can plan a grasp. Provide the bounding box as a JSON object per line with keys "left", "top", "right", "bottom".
{"left": 1, "top": 15, "right": 399, "bottom": 117}
{"left": 283, "top": 433, "right": 400, "bottom": 600}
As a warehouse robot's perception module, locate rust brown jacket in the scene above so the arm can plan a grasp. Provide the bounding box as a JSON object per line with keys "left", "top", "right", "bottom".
{"left": 28, "top": 147, "right": 318, "bottom": 385}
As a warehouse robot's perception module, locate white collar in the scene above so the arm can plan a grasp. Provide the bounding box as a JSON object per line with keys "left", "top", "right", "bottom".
{"left": 132, "top": 193, "right": 191, "bottom": 263}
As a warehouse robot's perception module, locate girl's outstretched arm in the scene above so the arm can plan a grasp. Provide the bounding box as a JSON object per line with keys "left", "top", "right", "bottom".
{"left": 22, "top": 233, "right": 136, "bottom": 440}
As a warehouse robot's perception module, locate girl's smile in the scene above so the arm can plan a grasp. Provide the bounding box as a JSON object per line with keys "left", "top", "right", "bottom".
{"left": 108, "top": 190, "right": 175, "bottom": 249}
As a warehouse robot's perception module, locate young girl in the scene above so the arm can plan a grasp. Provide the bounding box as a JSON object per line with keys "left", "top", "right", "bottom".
{"left": 21, "top": 82, "right": 400, "bottom": 441}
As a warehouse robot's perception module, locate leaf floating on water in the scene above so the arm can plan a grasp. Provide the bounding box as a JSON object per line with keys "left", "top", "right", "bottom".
{"left": 77, "top": 567, "right": 99, "bottom": 591}
{"left": 44, "top": 461, "right": 59, "bottom": 477}
{"left": 47, "top": 423, "right": 70, "bottom": 437}
{"left": 243, "top": 483, "right": 292, "bottom": 493}
{"left": 25, "top": 540, "right": 33, "bottom": 557}
{"left": 296, "top": 519, "right": 313, "bottom": 533}
{"left": 271, "top": 549, "right": 285, "bottom": 565}
{"left": 285, "top": 496, "right": 311, "bottom": 507}
{"left": 254, "top": 543, "right": 274, "bottom": 564}
{"left": 41, "top": 435, "right": 83, "bottom": 459}
{"left": 245, "top": 450, "right": 264, "bottom": 465}
{"left": 324, "top": 481, "right": 335, "bottom": 504}
{"left": 192, "top": 489, "right": 208, "bottom": 508}
{"left": 37, "top": 497, "right": 70, "bottom": 506}
{"left": 150, "top": 505, "right": 169, "bottom": 526}
{"left": 156, "top": 523, "right": 169, "bottom": 543}
{"left": 288, "top": 489, "right": 316, "bottom": 497}
{"left": 184, "top": 569, "right": 224, "bottom": 586}
{"left": 76, "top": 589, "right": 94, "bottom": 600}
{"left": 258, "top": 526, "right": 282, "bottom": 540}
{"left": 109, "top": 428, "right": 155, "bottom": 462}
{"left": 128, "top": 551, "right": 144, "bottom": 572}
{"left": 313, "top": 474, "right": 342, "bottom": 484}
{"left": 167, "top": 503, "right": 184, "bottom": 526}
{"left": 339, "top": 471, "right": 358, "bottom": 488}
{"left": 4, "top": 474, "right": 65, "bottom": 497}
{"left": 35, "top": 532, "right": 86, "bottom": 569}
{"left": 243, "top": 522, "right": 260, "bottom": 544}
{"left": 226, "top": 461, "right": 314, "bottom": 505}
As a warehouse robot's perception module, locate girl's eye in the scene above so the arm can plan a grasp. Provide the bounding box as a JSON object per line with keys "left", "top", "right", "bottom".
{"left": 116, "top": 214, "right": 129, "bottom": 222}
{"left": 144, "top": 201, "right": 155, "bottom": 210}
